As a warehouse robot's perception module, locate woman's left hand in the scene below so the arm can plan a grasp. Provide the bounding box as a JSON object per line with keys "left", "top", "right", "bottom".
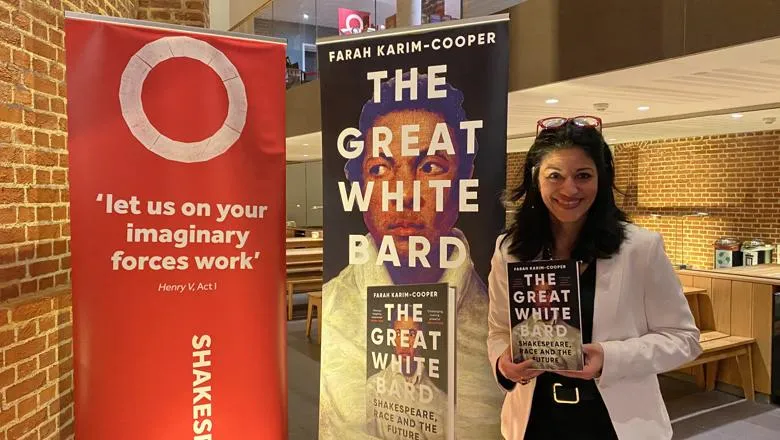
{"left": 558, "top": 343, "right": 604, "bottom": 380}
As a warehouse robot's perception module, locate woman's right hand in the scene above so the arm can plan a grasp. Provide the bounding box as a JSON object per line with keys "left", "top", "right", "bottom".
{"left": 498, "top": 347, "right": 543, "bottom": 384}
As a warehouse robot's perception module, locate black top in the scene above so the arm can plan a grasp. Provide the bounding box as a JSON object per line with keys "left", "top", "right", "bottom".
{"left": 579, "top": 260, "right": 597, "bottom": 345}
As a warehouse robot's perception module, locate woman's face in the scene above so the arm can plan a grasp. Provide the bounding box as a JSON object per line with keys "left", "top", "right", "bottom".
{"left": 537, "top": 147, "right": 598, "bottom": 225}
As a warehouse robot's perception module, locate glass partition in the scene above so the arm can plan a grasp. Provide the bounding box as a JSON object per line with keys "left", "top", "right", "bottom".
{"left": 234, "top": 1, "right": 467, "bottom": 89}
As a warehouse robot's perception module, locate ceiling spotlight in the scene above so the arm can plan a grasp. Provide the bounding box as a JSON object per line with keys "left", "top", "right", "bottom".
{"left": 593, "top": 102, "right": 609, "bottom": 112}
{"left": 303, "top": 13, "right": 310, "bottom": 20}
{"left": 608, "top": 138, "right": 617, "bottom": 142}
{"left": 303, "top": 143, "right": 309, "bottom": 146}
{"left": 730, "top": 113, "right": 743, "bottom": 119}
{"left": 637, "top": 105, "right": 650, "bottom": 111}
{"left": 545, "top": 98, "right": 559, "bottom": 104}
{"left": 303, "top": 154, "right": 309, "bottom": 157}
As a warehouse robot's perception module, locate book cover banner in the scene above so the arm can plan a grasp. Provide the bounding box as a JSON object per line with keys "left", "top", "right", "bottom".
{"left": 508, "top": 260, "right": 584, "bottom": 371}
{"left": 317, "top": 16, "right": 509, "bottom": 439}
{"left": 65, "top": 13, "right": 287, "bottom": 439}
{"left": 366, "top": 283, "right": 454, "bottom": 439}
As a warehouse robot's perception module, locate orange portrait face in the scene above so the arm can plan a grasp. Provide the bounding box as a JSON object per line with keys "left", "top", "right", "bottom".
{"left": 361, "top": 109, "right": 461, "bottom": 261}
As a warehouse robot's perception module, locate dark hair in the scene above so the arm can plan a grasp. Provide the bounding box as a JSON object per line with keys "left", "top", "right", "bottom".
{"left": 502, "top": 121, "right": 629, "bottom": 261}
{"left": 344, "top": 73, "right": 477, "bottom": 182}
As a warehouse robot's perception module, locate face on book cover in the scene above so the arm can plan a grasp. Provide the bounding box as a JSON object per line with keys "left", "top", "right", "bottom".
{"left": 532, "top": 283, "right": 556, "bottom": 311}
{"left": 538, "top": 147, "right": 598, "bottom": 225}
{"left": 362, "top": 109, "right": 461, "bottom": 260}
{"left": 394, "top": 316, "right": 422, "bottom": 374}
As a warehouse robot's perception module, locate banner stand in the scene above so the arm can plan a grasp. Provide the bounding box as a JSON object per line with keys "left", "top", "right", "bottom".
{"left": 65, "top": 12, "right": 288, "bottom": 439}
{"left": 316, "top": 14, "right": 510, "bottom": 440}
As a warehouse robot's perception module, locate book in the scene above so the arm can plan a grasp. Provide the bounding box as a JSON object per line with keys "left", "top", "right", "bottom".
{"left": 365, "top": 283, "right": 455, "bottom": 440}
{"left": 507, "top": 260, "right": 584, "bottom": 371}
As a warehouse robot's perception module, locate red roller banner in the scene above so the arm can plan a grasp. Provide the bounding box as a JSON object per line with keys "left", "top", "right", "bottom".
{"left": 65, "top": 13, "right": 287, "bottom": 439}
{"left": 338, "top": 8, "right": 372, "bottom": 35}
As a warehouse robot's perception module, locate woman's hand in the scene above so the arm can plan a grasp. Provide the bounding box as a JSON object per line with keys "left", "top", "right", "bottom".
{"left": 558, "top": 343, "right": 604, "bottom": 380}
{"left": 498, "top": 347, "right": 543, "bottom": 385}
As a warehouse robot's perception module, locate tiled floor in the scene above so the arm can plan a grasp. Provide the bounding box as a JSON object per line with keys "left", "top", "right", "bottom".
{"left": 286, "top": 319, "right": 780, "bottom": 439}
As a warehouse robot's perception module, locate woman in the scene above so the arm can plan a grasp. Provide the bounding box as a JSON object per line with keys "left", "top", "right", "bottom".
{"left": 487, "top": 116, "right": 701, "bottom": 440}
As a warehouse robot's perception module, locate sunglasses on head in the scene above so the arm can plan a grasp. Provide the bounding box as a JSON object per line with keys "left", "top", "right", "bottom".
{"left": 536, "top": 116, "right": 602, "bottom": 135}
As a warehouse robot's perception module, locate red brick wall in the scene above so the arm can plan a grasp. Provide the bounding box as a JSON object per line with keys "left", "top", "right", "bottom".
{"left": 505, "top": 150, "right": 526, "bottom": 226}
{"left": 613, "top": 131, "right": 780, "bottom": 269}
{"left": 506, "top": 130, "right": 780, "bottom": 269}
{"left": 0, "top": 292, "right": 73, "bottom": 439}
{"left": 137, "top": 0, "right": 209, "bottom": 28}
{"left": 63, "top": 0, "right": 136, "bottom": 17}
{"left": 0, "top": 1, "right": 210, "bottom": 438}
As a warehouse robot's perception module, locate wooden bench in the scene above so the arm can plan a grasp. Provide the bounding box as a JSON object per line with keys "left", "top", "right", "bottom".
{"left": 306, "top": 292, "right": 322, "bottom": 343}
{"left": 285, "top": 247, "right": 324, "bottom": 320}
{"left": 680, "top": 286, "right": 756, "bottom": 400}
{"left": 286, "top": 276, "right": 323, "bottom": 320}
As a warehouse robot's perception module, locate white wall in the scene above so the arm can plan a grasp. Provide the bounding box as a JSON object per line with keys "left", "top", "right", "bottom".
{"left": 230, "top": 0, "right": 264, "bottom": 29}
{"left": 210, "top": 0, "right": 230, "bottom": 30}
{"left": 463, "top": 0, "right": 525, "bottom": 18}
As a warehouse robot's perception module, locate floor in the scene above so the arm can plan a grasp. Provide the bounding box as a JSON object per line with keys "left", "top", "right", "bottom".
{"left": 286, "top": 318, "right": 780, "bottom": 440}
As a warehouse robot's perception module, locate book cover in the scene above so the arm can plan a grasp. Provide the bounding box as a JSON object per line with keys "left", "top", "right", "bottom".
{"left": 507, "top": 260, "right": 584, "bottom": 371}
{"left": 366, "top": 283, "right": 455, "bottom": 440}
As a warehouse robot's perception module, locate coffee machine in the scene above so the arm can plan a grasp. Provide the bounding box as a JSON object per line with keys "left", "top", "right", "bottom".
{"left": 741, "top": 239, "right": 774, "bottom": 266}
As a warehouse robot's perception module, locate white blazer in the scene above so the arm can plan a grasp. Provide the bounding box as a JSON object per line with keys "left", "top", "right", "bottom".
{"left": 487, "top": 223, "right": 702, "bottom": 440}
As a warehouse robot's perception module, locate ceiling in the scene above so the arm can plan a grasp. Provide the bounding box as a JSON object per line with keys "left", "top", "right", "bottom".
{"left": 258, "top": 0, "right": 397, "bottom": 29}
{"left": 286, "top": 34, "right": 780, "bottom": 162}
{"left": 258, "top": 0, "right": 519, "bottom": 29}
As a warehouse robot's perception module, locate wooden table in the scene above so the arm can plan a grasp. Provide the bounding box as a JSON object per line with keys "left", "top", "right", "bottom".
{"left": 683, "top": 286, "right": 708, "bottom": 328}
{"left": 286, "top": 248, "right": 323, "bottom": 264}
{"left": 286, "top": 237, "right": 323, "bottom": 249}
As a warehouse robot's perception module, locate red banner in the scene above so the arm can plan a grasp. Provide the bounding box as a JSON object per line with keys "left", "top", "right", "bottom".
{"left": 338, "top": 8, "right": 371, "bottom": 35}
{"left": 65, "top": 13, "right": 287, "bottom": 439}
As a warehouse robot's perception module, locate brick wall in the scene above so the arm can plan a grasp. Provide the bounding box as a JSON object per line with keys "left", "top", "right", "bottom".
{"left": 505, "top": 150, "right": 526, "bottom": 225}
{"left": 137, "top": 0, "right": 209, "bottom": 28}
{"left": 506, "top": 130, "right": 780, "bottom": 269}
{"left": 614, "top": 131, "right": 780, "bottom": 269}
{"left": 63, "top": 0, "right": 136, "bottom": 17}
{"left": 1, "top": 1, "right": 210, "bottom": 438}
{"left": 0, "top": 292, "right": 73, "bottom": 439}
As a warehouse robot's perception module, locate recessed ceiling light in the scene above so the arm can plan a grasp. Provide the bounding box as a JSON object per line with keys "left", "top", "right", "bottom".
{"left": 637, "top": 105, "right": 650, "bottom": 111}
{"left": 608, "top": 138, "right": 617, "bottom": 141}
{"left": 730, "top": 113, "right": 743, "bottom": 119}
{"left": 303, "top": 13, "right": 310, "bottom": 20}
{"left": 303, "top": 143, "right": 309, "bottom": 146}
{"left": 303, "top": 154, "right": 309, "bottom": 157}
{"left": 545, "top": 98, "right": 559, "bottom": 104}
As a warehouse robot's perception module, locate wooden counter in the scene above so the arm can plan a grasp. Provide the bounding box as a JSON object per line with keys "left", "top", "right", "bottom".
{"left": 677, "top": 266, "right": 778, "bottom": 396}
{"left": 680, "top": 264, "right": 780, "bottom": 284}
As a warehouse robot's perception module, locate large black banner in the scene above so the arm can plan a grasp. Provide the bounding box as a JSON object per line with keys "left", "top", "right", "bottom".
{"left": 317, "top": 16, "right": 509, "bottom": 439}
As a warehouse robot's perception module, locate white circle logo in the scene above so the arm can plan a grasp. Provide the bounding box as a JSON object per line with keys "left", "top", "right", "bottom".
{"left": 119, "top": 36, "right": 247, "bottom": 163}
{"left": 343, "top": 13, "right": 365, "bottom": 34}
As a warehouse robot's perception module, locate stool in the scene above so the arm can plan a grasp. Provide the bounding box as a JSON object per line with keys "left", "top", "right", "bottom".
{"left": 306, "top": 292, "right": 322, "bottom": 343}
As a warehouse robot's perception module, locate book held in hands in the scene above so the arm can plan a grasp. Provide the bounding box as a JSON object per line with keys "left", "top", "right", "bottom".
{"left": 366, "top": 283, "right": 456, "bottom": 440}
{"left": 507, "top": 260, "right": 584, "bottom": 371}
